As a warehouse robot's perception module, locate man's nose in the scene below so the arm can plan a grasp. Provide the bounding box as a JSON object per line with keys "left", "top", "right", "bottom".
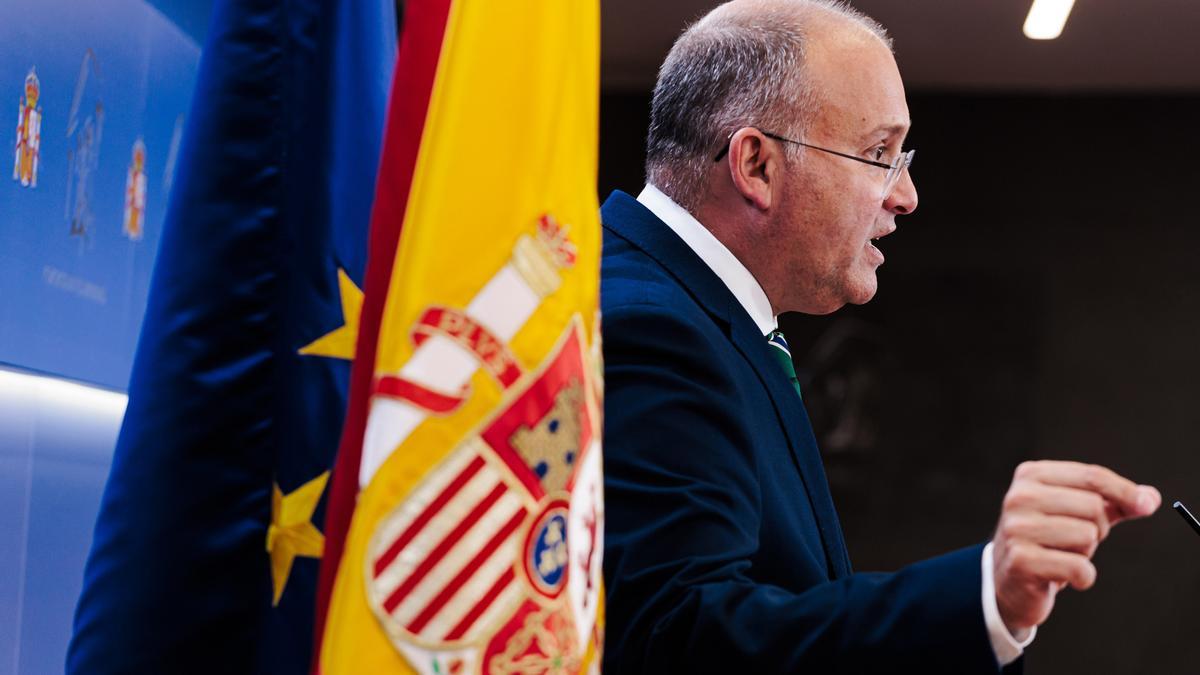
{"left": 885, "top": 169, "right": 918, "bottom": 215}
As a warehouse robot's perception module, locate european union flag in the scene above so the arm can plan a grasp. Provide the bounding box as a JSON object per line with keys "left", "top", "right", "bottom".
{"left": 67, "top": 0, "right": 396, "bottom": 672}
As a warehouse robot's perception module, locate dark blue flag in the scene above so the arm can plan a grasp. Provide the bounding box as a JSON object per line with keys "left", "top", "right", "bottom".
{"left": 67, "top": 0, "right": 396, "bottom": 672}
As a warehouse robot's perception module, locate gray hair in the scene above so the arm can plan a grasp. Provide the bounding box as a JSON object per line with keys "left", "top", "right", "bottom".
{"left": 645, "top": 0, "right": 892, "bottom": 211}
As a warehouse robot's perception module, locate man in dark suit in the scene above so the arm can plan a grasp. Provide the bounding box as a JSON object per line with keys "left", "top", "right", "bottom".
{"left": 600, "top": 1, "right": 1162, "bottom": 672}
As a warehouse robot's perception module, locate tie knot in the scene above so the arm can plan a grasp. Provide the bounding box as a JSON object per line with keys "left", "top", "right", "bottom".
{"left": 767, "top": 330, "right": 791, "bottom": 358}
{"left": 766, "top": 330, "right": 801, "bottom": 399}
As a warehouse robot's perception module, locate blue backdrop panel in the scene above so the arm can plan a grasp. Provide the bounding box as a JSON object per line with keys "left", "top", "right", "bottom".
{"left": 0, "top": 0, "right": 202, "bottom": 391}
{"left": 0, "top": 2, "right": 205, "bottom": 674}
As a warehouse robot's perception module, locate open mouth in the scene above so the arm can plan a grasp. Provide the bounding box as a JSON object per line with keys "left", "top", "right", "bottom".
{"left": 869, "top": 227, "right": 894, "bottom": 250}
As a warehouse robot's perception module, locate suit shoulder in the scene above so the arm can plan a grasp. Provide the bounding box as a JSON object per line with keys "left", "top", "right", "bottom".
{"left": 600, "top": 256, "right": 743, "bottom": 406}
{"left": 601, "top": 229, "right": 705, "bottom": 318}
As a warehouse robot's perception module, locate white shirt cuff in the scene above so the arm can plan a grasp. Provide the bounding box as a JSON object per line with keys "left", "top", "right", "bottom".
{"left": 981, "top": 542, "right": 1036, "bottom": 666}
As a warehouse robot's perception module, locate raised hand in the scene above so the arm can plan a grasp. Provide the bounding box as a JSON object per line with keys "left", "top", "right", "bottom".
{"left": 992, "top": 460, "right": 1161, "bottom": 632}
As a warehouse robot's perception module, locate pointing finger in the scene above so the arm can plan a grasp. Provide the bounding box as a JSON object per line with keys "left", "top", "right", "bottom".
{"left": 1016, "top": 461, "right": 1160, "bottom": 522}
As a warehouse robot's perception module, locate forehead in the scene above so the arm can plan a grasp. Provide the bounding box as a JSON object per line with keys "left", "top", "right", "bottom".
{"left": 804, "top": 27, "right": 910, "bottom": 140}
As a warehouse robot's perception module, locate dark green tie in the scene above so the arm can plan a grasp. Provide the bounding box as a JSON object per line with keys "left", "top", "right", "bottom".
{"left": 766, "top": 330, "right": 802, "bottom": 400}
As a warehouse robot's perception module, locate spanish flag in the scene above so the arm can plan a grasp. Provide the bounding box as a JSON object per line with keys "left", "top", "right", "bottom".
{"left": 315, "top": 0, "right": 603, "bottom": 672}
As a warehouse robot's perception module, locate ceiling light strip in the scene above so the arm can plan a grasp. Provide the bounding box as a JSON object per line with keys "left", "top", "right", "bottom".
{"left": 1024, "top": 0, "right": 1076, "bottom": 40}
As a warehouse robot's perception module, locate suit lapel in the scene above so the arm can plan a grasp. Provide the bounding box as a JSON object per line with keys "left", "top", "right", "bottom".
{"left": 601, "top": 191, "right": 851, "bottom": 579}
{"left": 728, "top": 317, "right": 851, "bottom": 579}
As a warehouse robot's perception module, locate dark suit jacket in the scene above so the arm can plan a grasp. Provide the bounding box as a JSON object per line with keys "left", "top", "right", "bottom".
{"left": 600, "top": 190, "right": 1012, "bottom": 674}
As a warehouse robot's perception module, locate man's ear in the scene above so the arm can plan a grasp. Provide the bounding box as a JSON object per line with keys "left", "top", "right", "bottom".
{"left": 725, "top": 127, "right": 778, "bottom": 211}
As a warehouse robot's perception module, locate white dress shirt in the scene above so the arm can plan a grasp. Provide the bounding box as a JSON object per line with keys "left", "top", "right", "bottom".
{"left": 636, "top": 183, "right": 1034, "bottom": 667}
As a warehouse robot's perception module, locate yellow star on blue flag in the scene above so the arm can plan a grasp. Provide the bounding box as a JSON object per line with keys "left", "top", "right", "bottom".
{"left": 299, "top": 268, "right": 362, "bottom": 361}
{"left": 266, "top": 471, "right": 329, "bottom": 606}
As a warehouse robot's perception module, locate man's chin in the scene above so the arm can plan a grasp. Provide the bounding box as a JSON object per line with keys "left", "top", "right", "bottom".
{"left": 850, "top": 288, "right": 878, "bottom": 305}
{"left": 845, "top": 275, "right": 879, "bottom": 306}
{"left": 791, "top": 276, "right": 878, "bottom": 315}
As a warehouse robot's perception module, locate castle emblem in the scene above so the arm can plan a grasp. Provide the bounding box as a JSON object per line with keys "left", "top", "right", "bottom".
{"left": 13, "top": 68, "right": 41, "bottom": 188}
{"left": 123, "top": 138, "right": 147, "bottom": 240}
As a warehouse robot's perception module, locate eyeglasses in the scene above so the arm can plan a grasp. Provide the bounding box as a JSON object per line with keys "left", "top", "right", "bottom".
{"left": 713, "top": 129, "right": 915, "bottom": 201}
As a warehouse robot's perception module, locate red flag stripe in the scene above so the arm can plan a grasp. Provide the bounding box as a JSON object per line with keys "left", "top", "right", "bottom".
{"left": 313, "top": 0, "right": 456, "bottom": 664}
{"left": 371, "top": 455, "right": 487, "bottom": 577}
{"left": 443, "top": 567, "right": 518, "bottom": 642}
{"left": 404, "top": 505, "right": 528, "bottom": 635}
{"left": 381, "top": 481, "right": 508, "bottom": 614}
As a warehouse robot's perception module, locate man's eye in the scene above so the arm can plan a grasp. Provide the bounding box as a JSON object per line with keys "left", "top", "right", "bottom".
{"left": 871, "top": 146, "right": 888, "bottom": 161}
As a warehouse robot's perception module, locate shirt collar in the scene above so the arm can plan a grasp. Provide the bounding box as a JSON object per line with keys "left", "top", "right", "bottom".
{"left": 637, "top": 184, "right": 778, "bottom": 335}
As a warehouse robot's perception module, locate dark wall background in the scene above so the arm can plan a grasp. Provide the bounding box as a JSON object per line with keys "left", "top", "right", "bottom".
{"left": 600, "top": 91, "right": 1200, "bottom": 674}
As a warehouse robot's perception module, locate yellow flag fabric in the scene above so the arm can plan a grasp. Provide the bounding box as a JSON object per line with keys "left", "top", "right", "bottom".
{"left": 319, "top": 0, "right": 603, "bottom": 672}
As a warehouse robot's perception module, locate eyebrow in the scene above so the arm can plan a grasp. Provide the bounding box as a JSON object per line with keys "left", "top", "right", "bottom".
{"left": 862, "top": 121, "right": 911, "bottom": 141}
